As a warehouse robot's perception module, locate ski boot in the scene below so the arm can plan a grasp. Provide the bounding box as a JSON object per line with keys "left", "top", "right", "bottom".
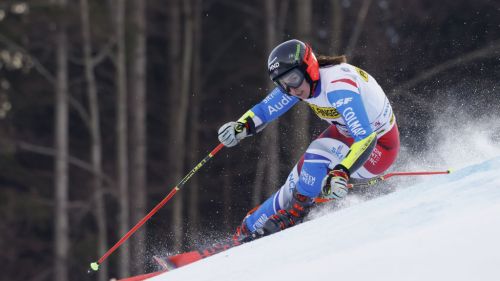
{"left": 261, "top": 190, "right": 314, "bottom": 235}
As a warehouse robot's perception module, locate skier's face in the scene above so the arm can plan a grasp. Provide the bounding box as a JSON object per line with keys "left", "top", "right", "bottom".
{"left": 274, "top": 68, "right": 311, "bottom": 99}
{"left": 287, "top": 79, "right": 310, "bottom": 99}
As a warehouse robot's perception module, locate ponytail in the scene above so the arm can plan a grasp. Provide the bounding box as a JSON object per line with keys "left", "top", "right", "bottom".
{"left": 317, "top": 55, "right": 347, "bottom": 67}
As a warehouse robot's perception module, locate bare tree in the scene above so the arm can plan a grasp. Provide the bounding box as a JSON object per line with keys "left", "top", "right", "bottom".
{"left": 80, "top": 0, "right": 108, "bottom": 280}
{"left": 330, "top": 0, "right": 343, "bottom": 54}
{"left": 289, "top": 0, "right": 314, "bottom": 161}
{"left": 252, "top": 0, "right": 281, "bottom": 205}
{"left": 114, "top": 0, "right": 130, "bottom": 277}
{"left": 166, "top": 0, "right": 192, "bottom": 251}
{"left": 391, "top": 39, "right": 500, "bottom": 100}
{"left": 54, "top": 0, "right": 69, "bottom": 280}
{"left": 187, "top": 0, "right": 203, "bottom": 241}
{"left": 344, "top": 0, "right": 372, "bottom": 58}
{"left": 129, "top": 0, "right": 148, "bottom": 274}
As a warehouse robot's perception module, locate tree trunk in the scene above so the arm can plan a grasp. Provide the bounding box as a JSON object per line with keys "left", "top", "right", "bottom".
{"left": 289, "top": 0, "right": 313, "bottom": 162}
{"left": 80, "top": 0, "right": 108, "bottom": 280}
{"left": 130, "top": 0, "right": 147, "bottom": 274}
{"left": 330, "top": 0, "right": 343, "bottom": 54}
{"left": 174, "top": 0, "right": 194, "bottom": 251}
{"left": 187, "top": 0, "right": 202, "bottom": 243}
{"left": 345, "top": 0, "right": 373, "bottom": 58}
{"left": 54, "top": 0, "right": 69, "bottom": 281}
{"left": 115, "top": 0, "right": 130, "bottom": 277}
{"left": 255, "top": 0, "right": 280, "bottom": 199}
{"left": 167, "top": 0, "right": 190, "bottom": 252}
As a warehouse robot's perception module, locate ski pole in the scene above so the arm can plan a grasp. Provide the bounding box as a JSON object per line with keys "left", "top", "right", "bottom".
{"left": 315, "top": 169, "right": 451, "bottom": 203}
{"left": 348, "top": 170, "right": 452, "bottom": 188}
{"left": 88, "top": 143, "right": 225, "bottom": 273}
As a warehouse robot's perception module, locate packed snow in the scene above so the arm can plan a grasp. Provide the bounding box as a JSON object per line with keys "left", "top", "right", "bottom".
{"left": 147, "top": 157, "right": 500, "bottom": 281}
{"left": 147, "top": 113, "right": 500, "bottom": 281}
{"left": 149, "top": 160, "right": 500, "bottom": 279}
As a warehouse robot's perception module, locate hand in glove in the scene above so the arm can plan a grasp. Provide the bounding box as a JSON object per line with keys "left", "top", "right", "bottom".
{"left": 321, "top": 168, "right": 350, "bottom": 200}
{"left": 218, "top": 121, "right": 248, "bottom": 147}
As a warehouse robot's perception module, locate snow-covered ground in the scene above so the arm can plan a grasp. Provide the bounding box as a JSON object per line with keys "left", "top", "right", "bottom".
{"left": 148, "top": 155, "right": 500, "bottom": 281}
{"left": 145, "top": 112, "right": 500, "bottom": 281}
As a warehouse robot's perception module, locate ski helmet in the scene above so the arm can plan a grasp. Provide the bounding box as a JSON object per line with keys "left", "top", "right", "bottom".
{"left": 267, "top": 39, "right": 319, "bottom": 95}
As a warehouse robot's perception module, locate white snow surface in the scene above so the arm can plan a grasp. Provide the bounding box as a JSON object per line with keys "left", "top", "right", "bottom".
{"left": 149, "top": 156, "right": 500, "bottom": 281}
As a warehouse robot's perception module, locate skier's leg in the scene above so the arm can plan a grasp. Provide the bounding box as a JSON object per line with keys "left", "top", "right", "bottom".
{"left": 313, "top": 123, "right": 400, "bottom": 179}
{"left": 242, "top": 164, "right": 299, "bottom": 233}
{"left": 351, "top": 124, "right": 400, "bottom": 179}
{"left": 236, "top": 124, "right": 399, "bottom": 238}
{"left": 240, "top": 125, "right": 347, "bottom": 235}
{"left": 260, "top": 137, "right": 350, "bottom": 235}
{"left": 294, "top": 137, "right": 350, "bottom": 197}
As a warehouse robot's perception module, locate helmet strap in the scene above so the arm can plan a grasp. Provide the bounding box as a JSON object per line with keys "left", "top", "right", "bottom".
{"left": 302, "top": 69, "right": 317, "bottom": 99}
{"left": 309, "top": 81, "right": 318, "bottom": 98}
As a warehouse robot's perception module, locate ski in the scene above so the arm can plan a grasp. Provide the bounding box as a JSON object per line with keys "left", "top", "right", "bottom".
{"left": 116, "top": 270, "right": 166, "bottom": 281}
{"left": 153, "top": 236, "right": 243, "bottom": 271}
{"left": 116, "top": 235, "right": 255, "bottom": 280}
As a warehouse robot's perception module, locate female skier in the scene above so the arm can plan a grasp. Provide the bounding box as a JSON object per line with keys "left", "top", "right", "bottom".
{"left": 218, "top": 39, "right": 400, "bottom": 241}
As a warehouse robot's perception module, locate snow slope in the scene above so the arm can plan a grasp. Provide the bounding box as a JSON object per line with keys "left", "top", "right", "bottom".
{"left": 149, "top": 156, "right": 500, "bottom": 281}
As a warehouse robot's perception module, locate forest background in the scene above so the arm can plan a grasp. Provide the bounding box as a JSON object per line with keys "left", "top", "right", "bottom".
{"left": 0, "top": 0, "right": 498, "bottom": 281}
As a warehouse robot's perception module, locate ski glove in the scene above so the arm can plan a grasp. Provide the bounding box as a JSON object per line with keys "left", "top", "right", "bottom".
{"left": 321, "top": 168, "right": 349, "bottom": 200}
{"left": 218, "top": 121, "right": 248, "bottom": 147}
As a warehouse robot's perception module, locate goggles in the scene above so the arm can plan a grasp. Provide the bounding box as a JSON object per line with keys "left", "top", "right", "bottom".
{"left": 273, "top": 68, "right": 305, "bottom": 93}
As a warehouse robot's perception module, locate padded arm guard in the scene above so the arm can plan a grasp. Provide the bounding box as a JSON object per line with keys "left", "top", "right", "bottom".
{"left": 340, "top": 132, "right": 377, "bottom": 174}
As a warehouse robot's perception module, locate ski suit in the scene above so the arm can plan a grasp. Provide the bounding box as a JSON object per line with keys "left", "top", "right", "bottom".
{"left": 238, "top": 63, "right": 400, "bottom": 232}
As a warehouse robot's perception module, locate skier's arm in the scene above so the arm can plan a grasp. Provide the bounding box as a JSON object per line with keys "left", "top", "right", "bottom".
{"left": 219, "top": 87, "right": 299, "bottom": 147}
{"left": 326, "top": 82, "right": 376, "bottom": 175}
{"left": 239, "top": 87, "right": 299, "bottom": 133}
{"left": 321, "top": 82, "right": 376, "bottom": 200}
